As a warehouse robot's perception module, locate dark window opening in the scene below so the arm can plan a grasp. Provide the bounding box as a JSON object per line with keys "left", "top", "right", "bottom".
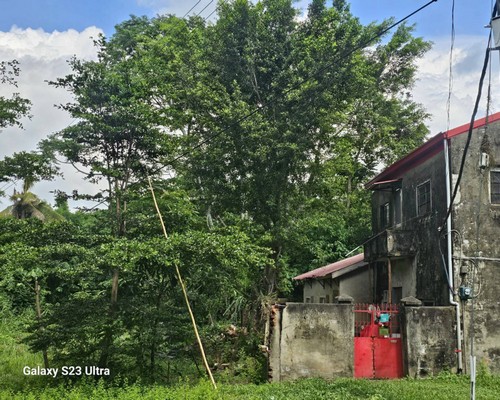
{"left": 392, "top": 287, "right": 403, "bottom": 304}
{"left": 417, "top": 181, "right": 431, "bottom": 216}
{"left": 491, "top": 170, "right": 500, "bottom": 204}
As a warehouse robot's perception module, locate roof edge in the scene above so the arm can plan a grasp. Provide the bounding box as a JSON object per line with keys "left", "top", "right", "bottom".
{"left": 366, "top": 111, "right": 500, "bottom": 189}
{"left": 293, "top": 253, "right": 365, "bottom": 281}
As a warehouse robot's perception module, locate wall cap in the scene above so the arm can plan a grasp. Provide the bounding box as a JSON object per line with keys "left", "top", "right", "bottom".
{"left": 401, "top": 296, "right": 423, "bottom": 306}
{"left": 335, "top": 294, "right": 354, "bottom": 304}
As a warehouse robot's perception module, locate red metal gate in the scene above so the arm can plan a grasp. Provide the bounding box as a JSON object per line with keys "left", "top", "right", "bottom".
{"left": 354, "top": 303, "right": 403, "bottom": 379}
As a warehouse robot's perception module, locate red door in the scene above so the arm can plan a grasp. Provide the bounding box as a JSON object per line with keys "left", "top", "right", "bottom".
{"left": 354, "top": 337, "right": 374, "bottom": 378}
{"left": 374, "top": 337, "right": 403, "bottom": 378}
{"left": 354, "top": 303, "right": 403, "bottom": 379}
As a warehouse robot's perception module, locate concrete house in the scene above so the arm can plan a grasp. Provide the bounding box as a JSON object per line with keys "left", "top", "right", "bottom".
{"left": 364, "top": 112, "right": 500, "bottom": 372}
{"left": 293, "top": 253, "right": 372, "bottom": 304}
{"left": 279, "top": 113, "right": 500, "bottom": 378}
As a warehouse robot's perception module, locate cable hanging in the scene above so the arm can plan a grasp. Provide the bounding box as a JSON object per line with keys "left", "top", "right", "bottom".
{"left": 445, "top": 0, "right": 455, "bottom": 133}
{"left": 183, "top": 0, "right": 202, "bottom": 19}
{"left": 439, "top": 32, "right": 494, "bottom": 232}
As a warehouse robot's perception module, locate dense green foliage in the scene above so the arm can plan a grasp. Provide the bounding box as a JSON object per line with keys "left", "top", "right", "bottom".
{"left": 0, "top": 217, "right": 271, "bottom": 382}
{"left": 0, "top": 0, "right": 431, "bottom": 387}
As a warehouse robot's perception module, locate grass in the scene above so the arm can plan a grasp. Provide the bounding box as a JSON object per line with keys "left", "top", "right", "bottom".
{"left": 0, "top": 309, "right": 44, "bottom": 391}
{"left": 1, "top": 375, "right": 500, "bottom": 400}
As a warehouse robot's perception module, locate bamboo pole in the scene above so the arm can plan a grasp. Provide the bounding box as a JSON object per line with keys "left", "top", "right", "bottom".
{"left": 147, "top": 176, "right": 217, "bottom": 389}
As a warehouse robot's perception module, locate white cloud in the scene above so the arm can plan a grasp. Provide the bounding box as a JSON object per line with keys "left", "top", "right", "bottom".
{"left": 413, "top": 34, "right": 500, "bottom": 136}
{"left": 0, "top": 27, "right": 102, "bottom": 207}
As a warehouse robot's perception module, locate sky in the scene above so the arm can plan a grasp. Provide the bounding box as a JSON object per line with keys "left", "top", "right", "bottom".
{"left": 0, "top": 0, "right": 499, "bottom": 208}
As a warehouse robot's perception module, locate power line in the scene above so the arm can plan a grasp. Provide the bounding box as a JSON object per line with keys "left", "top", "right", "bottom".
{"left": 151, "top": 0, "right": 439, "bottom": 176}
{"left": 445, "top": 0, "right": 455, "bottom": 133}
{"left": 204, "top": 8, "right": 217, "bottom": 21}
{"left": 0, "top": 179, "right": 17, "bottom": 193}
{"left": 183, "top": 0, "right": 202, "bottom": 18}
{"left": 439, "top": 31, "right": 494, "bottom": 232}
{"left": 195, "top": 0, "right": 214, "bottom": 18}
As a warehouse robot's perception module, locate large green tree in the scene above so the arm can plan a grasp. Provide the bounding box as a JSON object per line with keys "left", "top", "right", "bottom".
{"left": 157, "top": 0, "right": 431, "bottom": 292}
{"left": 43, "top": 22, "right": 179, "bottom": 366}
{"left": 48, "top": 0, "right": 430, "bottom": 295}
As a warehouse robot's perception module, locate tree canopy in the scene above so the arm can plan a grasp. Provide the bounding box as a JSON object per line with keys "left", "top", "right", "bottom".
{"left": 0, "top": 0, "right": 432, "bottom": 384}
{"left": 0, "top": 60, "right": 31, "bottom": 130}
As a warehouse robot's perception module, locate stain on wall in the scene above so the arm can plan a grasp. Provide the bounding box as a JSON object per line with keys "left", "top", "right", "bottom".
{"left": 401, "top": 306, "right": 457, "bottom": 377}
{"left": 270, "top": 303, "right": 354, "bottom": 381}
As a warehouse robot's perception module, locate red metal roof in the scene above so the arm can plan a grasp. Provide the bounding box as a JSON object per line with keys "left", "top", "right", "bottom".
{"left": 365, "top": 111, "right": 500, "bottom": 189}
{"left": 293, "top": 253, "right": 366, "bottom": 280}
{"left": 444, "top": 112, "right": 500, "bottom": 139}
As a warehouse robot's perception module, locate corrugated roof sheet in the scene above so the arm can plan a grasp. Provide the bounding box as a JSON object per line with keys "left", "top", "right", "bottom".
{"left": 365, "top": 111, "right": 500, "bottom": 189}
{"left": 293, "top": 253, "right": 366, "bottom": 280}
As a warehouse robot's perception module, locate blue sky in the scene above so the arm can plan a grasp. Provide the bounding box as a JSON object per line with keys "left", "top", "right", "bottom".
{"left": 0, "top": 0, "right": 498, "bottom": 204}
{"left": 0, "top": 0, "right": 151, "bottom": 35}
{"left": 348, "top": 0, "right": 493, "bottom": 38}
{"left": 0, "top": 1, "right": 494, "bottom": 38}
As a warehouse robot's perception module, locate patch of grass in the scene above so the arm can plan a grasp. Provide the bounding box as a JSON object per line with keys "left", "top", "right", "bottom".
{"left": 0, "top": 309, "right": 44, "bottom": 391}
{"left": 2, "top": 376, "right": 500, "bottom": 400}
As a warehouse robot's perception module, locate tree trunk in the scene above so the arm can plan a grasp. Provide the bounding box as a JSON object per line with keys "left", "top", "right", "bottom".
{"left": 35, "top": 280, "right": 50, "bottom": 369}
{"left": 111, "top": 268, "right": 119, "bottom": 305}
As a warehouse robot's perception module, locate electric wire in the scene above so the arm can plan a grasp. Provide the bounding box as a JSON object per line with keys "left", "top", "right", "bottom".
{"left": 438, "top": 0, "right": 455, "bottom": 297}
{"left": 445, "top": 0, "right": 455, "bottom": 133}
{"left": 204, "top": 8, "right": 217, "bottom": 21}
{"left": 0, "top": 179, "right": 18, "bottom": 193}
{"left": 150, "top": 0, "right": 439, "bottom": 176}
{"left": 438, "top": 230, "right": 456, "bottom": 293}
{"left": 195, "top": 0, "right": 214, "bottom": 18}
{"left": 470, "top": 11, "right": 495, "bottom": 364}
{"left": 182, "top": 0, "right": 202, "bottom": 18}
{"left": 439, "top": 31, "right": 493, "bottom": 232}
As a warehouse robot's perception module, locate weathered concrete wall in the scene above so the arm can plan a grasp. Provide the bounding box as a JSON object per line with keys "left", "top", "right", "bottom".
{"left": 391, "top": 258, "right": 417, "bottom": 300}
{"left": 401, "top": 306, "right": 457, "bottom": 377}
{"left": 303, "top": 278, "right": 339, "bottom": 303}
{"left": 268, "top": 305, "right": 282, "bottom": 382}
{"left": 370, "top": 149, "right": 450, "bottom": 305}
{"left": 461, "top": 261, "right": 500, "bottom": 373}
{"left": 270, "top": 303, "right": 354, "bottom": 381}
{"left": 339, "top": 269, "right": 373, "bottom": 303}
{"left": 450, "top": 124, "right": 500, "bottom": 373}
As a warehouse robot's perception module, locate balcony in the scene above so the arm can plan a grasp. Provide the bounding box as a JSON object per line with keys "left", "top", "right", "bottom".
{"left": 364, "top": 229, "right": 416, "bottom": 261}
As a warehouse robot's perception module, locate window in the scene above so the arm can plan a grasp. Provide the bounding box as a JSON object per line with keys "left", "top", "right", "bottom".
{"left": 380, "top": 202, "right": 390, "bottom": 229}
{"left": 416, "top": 180, "right": 431, "bottom": 216}
{"left": 491, "top": 170, "right": 500, "bottom": 204}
